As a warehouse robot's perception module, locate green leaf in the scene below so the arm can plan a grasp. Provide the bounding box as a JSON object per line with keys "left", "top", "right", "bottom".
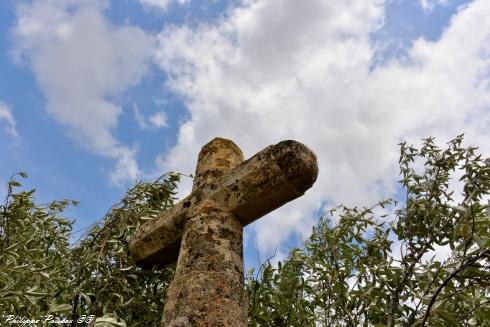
{"left": 473, "top": 234, "right": 484, "bottom": 249}
{"left": 8, "top": 180, "right": 21, "bottom": 187}
{"left": 119, "top": 266, "right": 133, "bottom": 271}
{"left": 49, "top": 303, "right": 72, "bottom": 313}
{"left": 438, "top": 309, "right": 462, "bottom": 326}
{"left": 95, "top": 317, "right": 127, "bottom": 327}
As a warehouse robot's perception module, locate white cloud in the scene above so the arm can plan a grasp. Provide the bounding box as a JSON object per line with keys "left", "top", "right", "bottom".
{"left": 0, "top": 101, "right": 19, "bottom": 139}
{"left": 140, "top": 0, "right": 189, "bottom": 11}
{"left": 153, "top": 0, "right": 490, "bottom": 255}
{"left": 149, "top": 112, "right": 168, "bottom": 128}
{"left": 133, "top": 104, "right": 148, "bottom": 129}
{"left": 133, "top": 104, "right": 168, "bottom": 129}
{"left": 13, "top": 0, "right": 154, "bottom": 185}
{"left": 419, "top": 0, "right": 449, "bottom": 12}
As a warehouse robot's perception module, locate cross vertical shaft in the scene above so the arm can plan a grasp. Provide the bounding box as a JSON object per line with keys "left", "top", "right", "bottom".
{"left": 162, "top": 138, "right": 247, "bottom": 326}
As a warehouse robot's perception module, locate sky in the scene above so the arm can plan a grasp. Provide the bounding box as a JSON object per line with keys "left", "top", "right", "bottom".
{"left": 0, "top": 0, "right": 489, "bottom": 268}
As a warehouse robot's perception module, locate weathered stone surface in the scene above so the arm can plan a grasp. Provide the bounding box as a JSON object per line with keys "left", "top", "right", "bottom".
{"left": 129, "top": 139, "right": 318, "bottom": 268}
{"left": 162, "top": 210, "right": 247, "bottom": 326}
{"left": 192, "top": 137, "right": 244, "bottom": 194}
{"left": 128, "top": 137, "right": 318, "bottom": 327}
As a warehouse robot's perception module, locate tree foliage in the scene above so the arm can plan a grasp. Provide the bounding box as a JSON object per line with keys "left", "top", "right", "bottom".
{"left": 247, "top": 135, "right": 490, "bottom": 326}
{"left": 0, "top": 172, "right": 75, "bottom": 316}
{"left": 0, "top": 135, "right": 489, "bottom": 326}
{"left": 1, "top": 172, "right": 180, "bottom": 326}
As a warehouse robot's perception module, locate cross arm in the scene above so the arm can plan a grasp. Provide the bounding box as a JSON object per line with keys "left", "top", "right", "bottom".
{"left": 212, "top": 140, "right": 318, "bottom": 225}
{"left": 129, "top": 140, "right": 318, "bottom": 268}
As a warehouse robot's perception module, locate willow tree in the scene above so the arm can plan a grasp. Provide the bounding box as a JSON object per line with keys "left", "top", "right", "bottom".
{"left": 0, "top": 172, "right": 180, "bottom": 326}
{"left": 247, "top": 135, "right": 490, "bottom": 327}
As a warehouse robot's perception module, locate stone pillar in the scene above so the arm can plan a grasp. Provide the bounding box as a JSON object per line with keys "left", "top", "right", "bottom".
{"left": 162, "top": 138, "right": 247, "bottom": 326}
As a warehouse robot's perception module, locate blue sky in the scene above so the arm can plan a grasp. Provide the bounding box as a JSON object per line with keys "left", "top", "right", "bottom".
{"left": 1, "top": 0, "right": 489, "bottom": 267}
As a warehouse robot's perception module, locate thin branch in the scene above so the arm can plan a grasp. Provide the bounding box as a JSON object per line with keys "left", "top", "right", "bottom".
{"left": 420, "top": 249, "right": 490, "bottom": 326}
{"left": 457, "top": 300, "right": 490, "bottom": 322}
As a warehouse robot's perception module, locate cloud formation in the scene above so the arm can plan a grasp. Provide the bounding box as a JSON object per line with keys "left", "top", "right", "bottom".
{"left": 133, "top": 104, "right": 168, "bottom": 129}
{"left": 140, "top": 0, "right": 189, "bottom": 11}
{"left": 419, "top": 0, "right": 449, "bottom": 12}
{"left": 153, "top": 0, "right": 490, "bottom": 254}
{"left": 0, "top": 101, "right": 18, "bottom": 139}
{"left": 13, "top": 0, "right": 154, "bottom": 185}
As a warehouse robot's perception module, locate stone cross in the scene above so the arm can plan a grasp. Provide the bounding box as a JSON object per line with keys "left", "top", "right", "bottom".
{"left": 129, "top": 138, "right": 318, "bottom": 327}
